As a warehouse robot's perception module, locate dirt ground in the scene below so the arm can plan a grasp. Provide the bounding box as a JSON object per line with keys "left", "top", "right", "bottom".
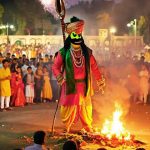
{"left": 0, "top": 102, "right": 150, "bottom": 150}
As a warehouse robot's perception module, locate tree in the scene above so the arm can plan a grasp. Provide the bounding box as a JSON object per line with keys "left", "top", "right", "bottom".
{"left": 0, "top": 4, "right": 4, "bottom": 24}
{"left": 15, "top": 15, "right": 26, "bottom": 35}
{"left": 0, "top": 4, "right": 4, "bottom": 34}
{"left": 137, "top": 16, "right": 147, "bottom": 36}
{"left": 96, "top": 12, "right": 112, "bottom": 29}
{"left": 143, "top": 14, "right": 150, "bottom": 44}
{"left": 14, "top": 0, "right": 52, "bottom": 35}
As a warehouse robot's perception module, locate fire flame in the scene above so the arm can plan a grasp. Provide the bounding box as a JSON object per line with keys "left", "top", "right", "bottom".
{"left": 38, "top": 0, "right": 56, "bottom": 16}
{"left": 39, "top": 0, "right": 53, "bottom": 6}
{"left": 101, "top": 103, "right": 131, "bottom": 141}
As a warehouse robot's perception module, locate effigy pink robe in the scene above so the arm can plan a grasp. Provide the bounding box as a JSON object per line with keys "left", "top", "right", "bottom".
{"left": 52, "top": 51, "right": 101, "bottom": 106}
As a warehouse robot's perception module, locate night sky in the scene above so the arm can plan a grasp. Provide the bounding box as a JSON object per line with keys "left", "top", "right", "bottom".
{"left": 0, "top": 0, "right": 150, "bottom": 35}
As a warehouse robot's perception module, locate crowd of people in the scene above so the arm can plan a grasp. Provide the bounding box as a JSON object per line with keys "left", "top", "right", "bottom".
{"left": 0, "top": 43, "right": 150, "bottom": 112}
{"left": 99, "top": 48, "right": 150, "bottom": 105}
{"left": 0, "top": 43, "right": 150, "bottom": 150}
{"left": 0, "top": 42, "right": 61, "bottom": 58}
{"left": 0, "top": 51, "right": 59, "bottom": 111}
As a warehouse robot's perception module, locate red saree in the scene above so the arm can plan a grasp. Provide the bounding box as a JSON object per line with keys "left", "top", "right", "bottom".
{"left": 11, "top": 73, "right": 25, "bottom": 107}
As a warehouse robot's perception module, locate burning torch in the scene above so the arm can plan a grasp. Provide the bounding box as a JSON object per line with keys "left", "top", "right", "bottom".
{"left": 55, "top": 0, "right": 66, "bottom": 43}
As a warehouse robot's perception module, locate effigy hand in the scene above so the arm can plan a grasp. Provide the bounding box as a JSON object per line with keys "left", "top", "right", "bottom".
{"left": 96, "top": 76, "right": 106, "bottom": 94}
{"left": 56, "top": 74, "right": 64, "bottom": 86}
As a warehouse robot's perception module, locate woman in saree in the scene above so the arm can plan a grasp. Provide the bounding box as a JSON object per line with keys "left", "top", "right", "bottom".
{"left": 11, "top": 66, "right": 25, "bottom": 107}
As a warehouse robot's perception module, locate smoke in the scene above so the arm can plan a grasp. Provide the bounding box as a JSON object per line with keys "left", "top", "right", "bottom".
{"left": 38, "top": 0, "right": 120, "bottom": 35}
{"left": 38, "top": 0, "right": 93, "bottom": 18}
{"left": 92, "top": 62, "right": 140, "bottom": 127}
{"left": 93, "top": 80, "right": 130, "bottom": 127}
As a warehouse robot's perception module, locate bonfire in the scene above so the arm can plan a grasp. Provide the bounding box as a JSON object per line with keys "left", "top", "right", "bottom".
{"left": 49, "top": 103, "right": 146, "bottom": 149}
{"left": 84, "top": 103, "right": 144, "bottom": 148}
{"left": 101, "top": 103, "right": 131, "bottom": 140}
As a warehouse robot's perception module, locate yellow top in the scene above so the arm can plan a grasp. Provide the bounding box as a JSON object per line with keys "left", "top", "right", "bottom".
{"left": 44, "top": 57, "right": 49, "bottom": 63}
{"left": 0, "top": 67, "right": 11, "bottom": 96}
{"left": 31, "top": 49, "right": 36, "bottom": 58}
{"left": 144, "top": 51, "right": 150, "bottom": 63}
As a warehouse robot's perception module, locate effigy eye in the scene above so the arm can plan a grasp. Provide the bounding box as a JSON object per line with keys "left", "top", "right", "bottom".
{"left": 73, "top": 32, "right": 77, "bottom": 37}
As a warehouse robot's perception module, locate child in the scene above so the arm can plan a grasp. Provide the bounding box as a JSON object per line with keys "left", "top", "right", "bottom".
{"left": 41, "top": 66, "right": 52, "bottom": 102}
{"left": 139, "top": 65, "right": 149, "bottom": 105}
{"left": 24, "top": 66, "right": 35, "bottom": 104}
{"left": 34, "top": 65, "right": 44, "bottom": 103}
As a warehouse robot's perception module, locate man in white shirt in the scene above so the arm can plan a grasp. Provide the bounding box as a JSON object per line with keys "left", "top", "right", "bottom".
{"left": 25, "top": 131, "right": 48, "bottom": 150}
{"left": 21, "top": 59, "right": 29, "bottom": 77}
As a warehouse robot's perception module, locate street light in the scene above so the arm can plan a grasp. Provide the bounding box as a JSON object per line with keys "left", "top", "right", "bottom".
{"left": 109, "top": 26, "right": 117, "bottom": 52}
{"left": 133, "top": 19, "right": 137, "bottom": 37}
{"left": 0, "top": 23, "right": 14, "bottom": 36}
{"left": 10, "top": 25, "right": 14, "bottom": 29}
{"left": 0, "top": 23, "right": 15, "bottom": 44}
{"left": 127, "top": 23, "right": 131, "bottom": 27}
{"left": 127, "top": 19, "right": 137, "bottom": 36}
{"left": 110, "top": 27, "right": 117, "bottom": 34}
{"left": 6, "top": 24, "right": 15, "bottom": 36}
{"left": 127, "top": 19, "right": 137, "bottom": 49}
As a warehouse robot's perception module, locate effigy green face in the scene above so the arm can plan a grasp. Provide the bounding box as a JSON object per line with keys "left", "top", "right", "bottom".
{"left": 70, "top": 32, "right": 82, "bottom": 40}
{"left": 70, "top": 32, "right": 83, "bottom": 45}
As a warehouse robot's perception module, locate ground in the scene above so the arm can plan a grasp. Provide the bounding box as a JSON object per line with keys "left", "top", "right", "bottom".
{"left": 0, "top": 102, "right": 150, "bottom": 150}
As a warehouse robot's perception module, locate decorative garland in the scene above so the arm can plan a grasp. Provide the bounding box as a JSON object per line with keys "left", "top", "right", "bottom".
{"left": 70, "top": 48, "right": 84, "bottom": 68}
